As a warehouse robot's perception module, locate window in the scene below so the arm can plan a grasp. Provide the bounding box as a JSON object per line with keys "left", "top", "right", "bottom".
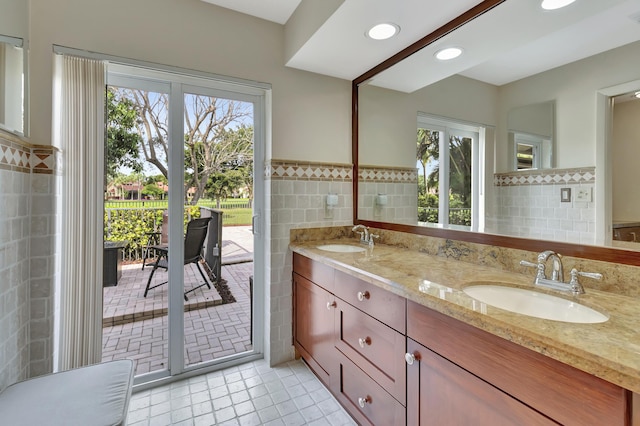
{"left": 513, "top": 132, "right": 551, "bottom": 170}
{"left": 417, "top": 114, "right": 484, "bottom": 231}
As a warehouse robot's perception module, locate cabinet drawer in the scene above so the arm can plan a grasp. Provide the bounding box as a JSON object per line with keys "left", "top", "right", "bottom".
{"left": 293, "top": 253, "right": 334, "bottom": 292}
{"left": 335, "top": 299, "right": 406, "bottom": 405}
{"left": 332, "top": 351, "right": 406, "bottom": 426}
{"left": 334, "top": 270, "right": 406, "bottom": 332}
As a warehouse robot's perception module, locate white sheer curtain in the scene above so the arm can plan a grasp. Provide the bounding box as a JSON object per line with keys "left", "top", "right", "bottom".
{"left": 56, "top": 55, "right": 105, "bottom": 370}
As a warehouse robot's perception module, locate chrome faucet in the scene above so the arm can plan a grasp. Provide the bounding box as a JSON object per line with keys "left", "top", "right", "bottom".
{"left": 352, "top": 225, "right": 379, "bottom": 247}
{"left": 520, "top": 250, "right": 602, "bottom": 295}
{"left": 352, "top": 224, "right": 369, "bottom": 243}
{"left": 538, "top": 250, "right": 564, "bottom": 282}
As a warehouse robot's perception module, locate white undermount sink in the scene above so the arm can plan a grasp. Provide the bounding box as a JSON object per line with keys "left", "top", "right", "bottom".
{"left": 316, "top": 244, "right": 367, "bottom": 253}
{"left": 463, "top": 284, "right": 608, "bottom": 324}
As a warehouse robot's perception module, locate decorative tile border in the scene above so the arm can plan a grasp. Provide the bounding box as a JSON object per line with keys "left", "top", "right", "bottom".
{"left": 0, "top": 131, "right": 57, "bottom": 174}
{"left": 494, "top": 167, "right": 595, "bottom": 186}
{"left": 358, "top": 165, "right": 418, "bottom": 183}
{"left": 266, "top": 160, "right": 352, "bottom": 181}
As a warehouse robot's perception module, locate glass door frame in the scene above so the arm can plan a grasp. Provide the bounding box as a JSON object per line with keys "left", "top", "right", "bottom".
{"left": 107, "top": 65, "right": 267, "bottom": 385}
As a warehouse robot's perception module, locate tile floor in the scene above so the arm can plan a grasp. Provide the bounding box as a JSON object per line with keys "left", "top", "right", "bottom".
{"left": 126, "top": 359, "right": 356, "bottom": 426}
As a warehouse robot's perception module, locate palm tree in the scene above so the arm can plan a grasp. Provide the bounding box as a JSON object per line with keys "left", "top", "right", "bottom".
{"left": 417, "top": 128, "right": 439, "bottom": 196}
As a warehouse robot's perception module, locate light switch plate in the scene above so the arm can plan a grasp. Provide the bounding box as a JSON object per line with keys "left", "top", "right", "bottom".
{"left": 575, "top": 187, "right": 592, "bottom": 202}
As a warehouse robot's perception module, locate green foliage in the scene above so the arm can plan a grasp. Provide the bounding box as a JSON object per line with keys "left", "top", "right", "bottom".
{"left": 142, "top": 183, "right": 164, "bottom": 199}
{"left": 205, "top": 169, "right": 245, "bottom": 202}
{"left": 104, "top": 207, "right": 201, "bottom": 259}
{"left": 106, "top": 88, "right": 142, "bottom": 180}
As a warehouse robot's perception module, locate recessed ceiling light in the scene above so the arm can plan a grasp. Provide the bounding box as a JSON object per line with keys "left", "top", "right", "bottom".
{"left": 635, "top": 91, "right": 640, "bottom": 98}
{"left": 435, "top": 47, "right": 463, "bottom": 61}
{"left": 366, "top": 23, "right": 400, "bottom": 40}
{"left": 541, "top": 0, "right": 577, "bottom": 10}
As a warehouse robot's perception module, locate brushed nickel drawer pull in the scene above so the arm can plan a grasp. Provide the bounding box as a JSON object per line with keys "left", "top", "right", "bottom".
{"left": 358, "top": 336, "right": 371, "bottom": 348}
{"left": 326, "top": 301, "right": 337, "bottom": 310}
{"left": 405, "top": 352, "right": 416, "bottom": 365}
{"left": 358, "top": 396, "right": 371, "bottom": 408}
{"left": 357, "top": 291, "right": 370, "bottom": 301}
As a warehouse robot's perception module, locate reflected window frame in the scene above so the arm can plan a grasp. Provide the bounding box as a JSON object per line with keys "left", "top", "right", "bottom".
{"left": 0, "top": 33, "right": 27, "bottom": 136}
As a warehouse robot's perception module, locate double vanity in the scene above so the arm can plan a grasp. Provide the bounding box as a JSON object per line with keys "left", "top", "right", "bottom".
{"left": 290, "top": 228, "right": 639, "bottom": 425}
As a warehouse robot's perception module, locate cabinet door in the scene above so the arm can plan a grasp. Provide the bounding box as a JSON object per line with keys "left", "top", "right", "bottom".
{"left": 406, "top": 339, "right": 558, "bottom": 426}
{"left": 293, "top": 272, "right": 336, "bottom": 384}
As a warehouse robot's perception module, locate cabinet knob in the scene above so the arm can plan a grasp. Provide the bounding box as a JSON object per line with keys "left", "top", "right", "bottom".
{"left": 326, "top": 301, "right": 337, "bottom": 310}
{"left": 357, "top": 291, "right": 370, "bottom": 301}
{"left": 405, "top": 352, "right": 418, "bottom": 365}
{"left": 358, "top": 336, "right": 371, "bottom": 348}
{"left": 358, "top": 396, "right": 371, "bottom": 408}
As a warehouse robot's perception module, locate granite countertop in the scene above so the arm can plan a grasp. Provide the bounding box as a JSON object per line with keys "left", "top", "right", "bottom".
{"left": 290, "top": 239, "right": 640, "bottom": 394}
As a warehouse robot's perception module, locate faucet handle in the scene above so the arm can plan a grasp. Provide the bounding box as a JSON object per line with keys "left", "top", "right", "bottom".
{"left": 520, "top": 259, "right": 546, "bottom": 281}
{"left": 520, "top": 260, "right": 537, "bottom": 268}
{"left": 569, "top": 268, "right": 602, "bottom": 294}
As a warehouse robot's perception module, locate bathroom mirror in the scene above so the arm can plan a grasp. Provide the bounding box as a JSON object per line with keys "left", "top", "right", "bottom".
{"left": 0, "top": 34, "right": 26, "bottom": 136}
{"left": 354, "top": 0, "right": 640, "bottom": 265}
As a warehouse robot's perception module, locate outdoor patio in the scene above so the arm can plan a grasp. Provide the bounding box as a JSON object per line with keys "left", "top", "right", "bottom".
{"left": 102, "top": 226, "right": 255, "bottom": 375}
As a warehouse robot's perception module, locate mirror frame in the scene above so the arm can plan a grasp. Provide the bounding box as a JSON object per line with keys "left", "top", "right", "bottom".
{"left": 352, "top": 0, "right": 640, "bottom": 266}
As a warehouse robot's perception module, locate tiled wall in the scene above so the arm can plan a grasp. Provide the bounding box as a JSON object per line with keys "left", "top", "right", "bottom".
{"left": 488, "top": 168, "right": 596, "bottom": 244}
{"left": 266, "top": 160, "right": 352, "bottom": 365}
{"left": 0, "top": 132, "right": 57, "bottom": 391}
{"left": 358, "top": 166, "right": 418, "bottom": 224}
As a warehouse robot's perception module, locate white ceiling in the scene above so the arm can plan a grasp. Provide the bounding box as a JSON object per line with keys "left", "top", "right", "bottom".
{"left": 200, "top": 0, "right": 302, "bottom": 25}
{"left": 201, "top": 0, "right": 640, "bottom": 91}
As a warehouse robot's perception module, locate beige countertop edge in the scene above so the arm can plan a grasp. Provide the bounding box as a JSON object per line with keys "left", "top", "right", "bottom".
{"left": 289, "top": 240, "right": 640, "bottom": 394}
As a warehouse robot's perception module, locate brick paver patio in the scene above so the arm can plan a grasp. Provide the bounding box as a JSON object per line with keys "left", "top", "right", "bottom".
{"left": 102, "top": 226, "right": 255, "bottom": 375}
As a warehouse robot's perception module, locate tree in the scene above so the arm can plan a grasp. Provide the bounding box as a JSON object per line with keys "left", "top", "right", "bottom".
{"left": 114, "top": 88, "right": 253, "bottom": 204}
{"left": 205, "top": 170, "right": 245, "bottom": 207}
{"left": 142, "top": 183, "right": 164, "bottom": 199}
{"left": 106, "top": 88, "right": 142, "bottom": 180}
{"left": 448, "top": 136, "right": 472, "bottom": 207}
{"left": 417, "top": 128, "right": 439, "bottom": 196}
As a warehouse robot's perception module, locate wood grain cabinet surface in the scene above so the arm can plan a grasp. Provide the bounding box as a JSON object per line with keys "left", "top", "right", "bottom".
{"left": 292, "top": 272, "right": 335, "bottom": 386}
{"left": 293, "top": 253, "right": 632, "bottom": 426}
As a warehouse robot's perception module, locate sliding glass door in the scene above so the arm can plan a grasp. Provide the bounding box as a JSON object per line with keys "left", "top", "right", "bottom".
{"left": 104, "top": 65, "right": 265, "bottom": 384}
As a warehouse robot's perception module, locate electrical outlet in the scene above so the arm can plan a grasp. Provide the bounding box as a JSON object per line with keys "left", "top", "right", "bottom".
{"left": 575, "top": 187, "right": 592, "bottom": 202}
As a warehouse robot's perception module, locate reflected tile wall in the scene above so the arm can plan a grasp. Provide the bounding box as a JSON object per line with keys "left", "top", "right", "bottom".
{"left": 489, "top": 168, "right": 596, "bottom": 244}
{"left": 358, "top": 166, "right": 418, "bottom": 224}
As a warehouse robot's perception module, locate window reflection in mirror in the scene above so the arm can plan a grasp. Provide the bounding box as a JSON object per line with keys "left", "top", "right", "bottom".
{"left": 0, "top": 34, "right": 25, "bottom": 135}
{"left": 507, "top": 101, "right": 554, "bottom": 170}
{"left": 417, "top": 115, "right": 482, "bottom": 232}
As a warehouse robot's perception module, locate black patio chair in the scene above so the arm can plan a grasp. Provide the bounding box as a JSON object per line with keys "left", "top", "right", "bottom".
{"left": 143, "top": 217, "right": 212, "bottom": 301}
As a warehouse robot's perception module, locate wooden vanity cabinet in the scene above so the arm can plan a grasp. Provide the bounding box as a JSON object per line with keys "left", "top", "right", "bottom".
{"left": 406, "top": 338, "right": 557, "bottom": 425}
{"left": 407, "top": 300, "right": 631, "bottom": 426}
{"left": 293, "top": 272, "right": 336, "bottom": 386}
{"left": 293, "top": 254, "right": 406, "bottom": 424}
{"left": 294, "top": 253, "right": 631, "bottom": 425}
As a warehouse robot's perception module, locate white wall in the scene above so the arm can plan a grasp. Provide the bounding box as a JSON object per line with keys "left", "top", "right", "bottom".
{"left": 359, "top": 74, "right": 498, "bottom": 168}
{"left": 24, "top": 0, "right": 352, "bottom": 369}
{"left": 612, "top": 98, "right": 640, "bottom": 222}
{"left": 496, "top": 41, "right": 640, "bottom": 172}
{"left": 28, "top": 0, "right": 351, "bottom": 162}
{"left": 0, "top": 0, "right": 28, "bottom": 40}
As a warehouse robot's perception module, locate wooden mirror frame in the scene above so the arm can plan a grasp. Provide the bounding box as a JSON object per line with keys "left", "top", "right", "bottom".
{"left": 351, "top": 0, "right": 640, "bottom": 266}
